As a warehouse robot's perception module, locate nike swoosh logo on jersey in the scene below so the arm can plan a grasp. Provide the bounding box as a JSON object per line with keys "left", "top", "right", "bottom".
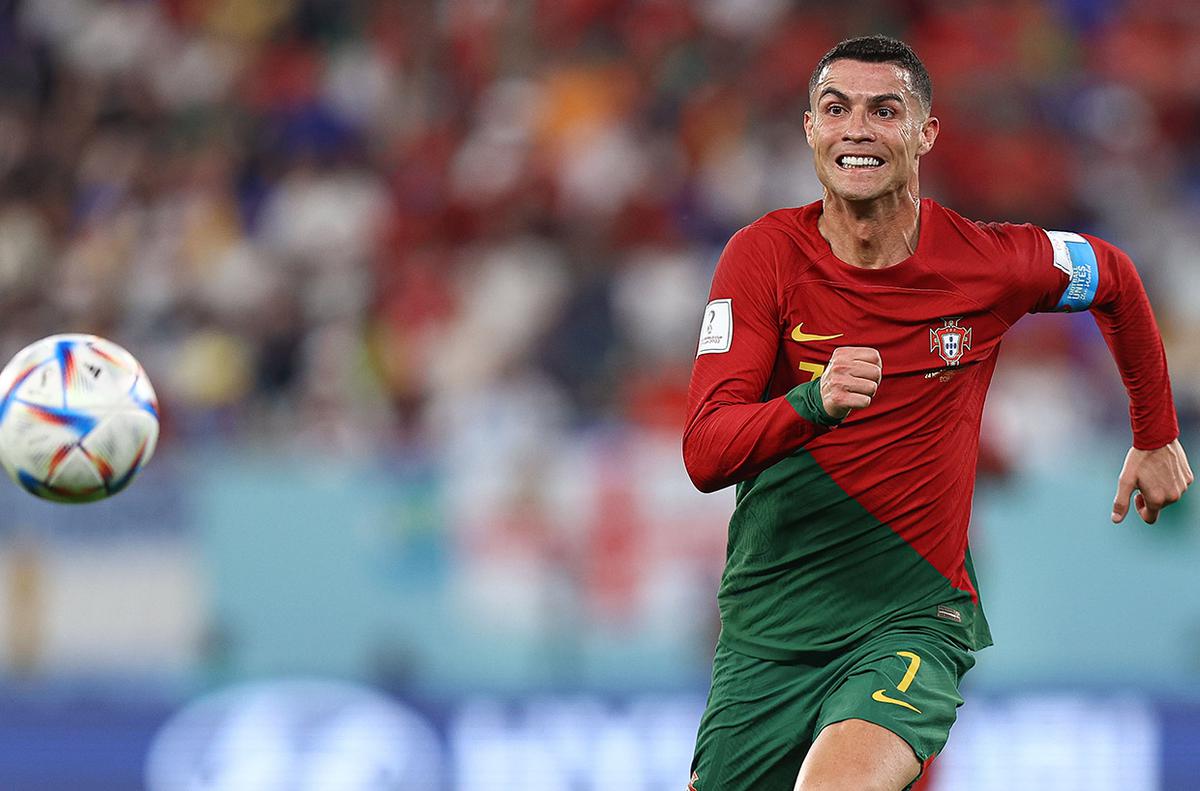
{"left": 872, "top": 689, "right": 922, "bottom": 713}
{"left": 790, "top": 323, "right": 844, "bottom": 343}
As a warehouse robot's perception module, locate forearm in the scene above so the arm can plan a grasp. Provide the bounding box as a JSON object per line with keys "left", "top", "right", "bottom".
{"left": 1088, "top": 238, "right": 1179, "bottom": 449}
{"left": 683, "top": 380, "right": 835, "bottom": 492}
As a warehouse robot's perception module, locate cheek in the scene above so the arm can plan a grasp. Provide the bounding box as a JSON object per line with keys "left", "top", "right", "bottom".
{"left": 896, "top": 124, "right": 925, "bottom": 155}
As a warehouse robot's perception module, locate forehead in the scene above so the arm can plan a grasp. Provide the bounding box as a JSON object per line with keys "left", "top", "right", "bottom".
{"left": 812, "top": 59, "right": 920, "bottom": 103}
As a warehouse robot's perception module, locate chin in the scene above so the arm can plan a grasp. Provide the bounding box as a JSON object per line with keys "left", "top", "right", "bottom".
{"left": 828, "top": 184, "right": 888, "bottom": 203}
{"left": 823, "top": 173, "right": 899, "bottom": 203}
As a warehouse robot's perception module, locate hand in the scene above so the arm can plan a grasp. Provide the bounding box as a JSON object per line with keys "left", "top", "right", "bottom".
{"left": 1111, "top": 438, "right": 1194, "bottom": 524}
{"left": 820, "top": 347, "right": 882, "bottom": 420}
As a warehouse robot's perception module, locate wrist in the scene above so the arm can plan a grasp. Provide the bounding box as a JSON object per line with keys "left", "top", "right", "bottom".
{"left": 787, "top": 378, "right": 843, "bottom": 427}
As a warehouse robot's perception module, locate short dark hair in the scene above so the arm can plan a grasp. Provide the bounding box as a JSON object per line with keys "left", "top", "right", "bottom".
{"left": 808, "top": 35, "right": 932, "bottom": 111}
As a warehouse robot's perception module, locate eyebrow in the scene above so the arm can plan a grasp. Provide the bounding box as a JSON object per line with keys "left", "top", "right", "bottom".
{"left": 818, "top": 87, "right": 905, "bottom": 106}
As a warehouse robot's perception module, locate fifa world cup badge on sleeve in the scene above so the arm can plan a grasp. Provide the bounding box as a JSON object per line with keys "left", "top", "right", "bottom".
{"left": 697, "top": 299, "right": 733, "bottom": 356}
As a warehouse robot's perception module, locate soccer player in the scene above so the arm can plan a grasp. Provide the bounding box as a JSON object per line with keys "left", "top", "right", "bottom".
{"left": 682, "top": 35, "right": 1193, "bottom": 791}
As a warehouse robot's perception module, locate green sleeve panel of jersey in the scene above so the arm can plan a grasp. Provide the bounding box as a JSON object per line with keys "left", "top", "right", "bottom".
{"left": 785, "top": 379, "right": 843, "bottom": 427}
{"left": 718, "top": 449, "right": 993, "bottom": 660}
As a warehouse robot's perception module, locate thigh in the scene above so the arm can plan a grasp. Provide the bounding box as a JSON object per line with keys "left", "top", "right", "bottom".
{"left": 812, "top": 630, "right": 975, "bottom": 786}
{"left": 690, "top": 643, "right": 822, "bottom": 791}
{"left": 794, "top": 718, "right": 920, "bottom": 791}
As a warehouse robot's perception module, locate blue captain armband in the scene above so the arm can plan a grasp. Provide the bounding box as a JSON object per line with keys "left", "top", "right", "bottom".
{"left": 1044, "top": 230, "right": 1099, "bottom": 312}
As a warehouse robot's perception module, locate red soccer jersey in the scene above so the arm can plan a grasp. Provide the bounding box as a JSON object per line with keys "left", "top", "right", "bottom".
{"left": 684, "top": 198, "right": 1178, "bottom": 659}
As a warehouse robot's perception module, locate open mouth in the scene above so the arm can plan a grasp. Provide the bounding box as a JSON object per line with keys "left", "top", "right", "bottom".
{"left": 836, "top": 155, "right": 884, "bottom": 170}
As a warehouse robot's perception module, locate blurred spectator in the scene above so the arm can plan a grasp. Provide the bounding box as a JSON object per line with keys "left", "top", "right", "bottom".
{"left": 0, "top": 0, "right": 1196, "bottom": 657}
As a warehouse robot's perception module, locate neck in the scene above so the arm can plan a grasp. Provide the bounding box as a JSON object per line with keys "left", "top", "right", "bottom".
{"left": 818, "top": 187, "right": 922, "bottom": 269}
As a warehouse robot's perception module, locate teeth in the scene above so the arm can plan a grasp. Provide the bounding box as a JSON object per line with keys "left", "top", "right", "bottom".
{"left": 839, "top": 156, "right": 882, "bottom": 168}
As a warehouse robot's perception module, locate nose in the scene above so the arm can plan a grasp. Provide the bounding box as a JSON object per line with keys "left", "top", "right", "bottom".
{"left": 842, "top": 107, "right": 875, "bottom": 142}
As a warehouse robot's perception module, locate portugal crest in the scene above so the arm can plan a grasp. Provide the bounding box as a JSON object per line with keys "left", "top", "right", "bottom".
{"left": 930, "top": 317, "right": 972, "bottom": 367}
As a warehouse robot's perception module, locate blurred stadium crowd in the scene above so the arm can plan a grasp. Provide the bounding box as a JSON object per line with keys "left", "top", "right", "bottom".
{"left": 0, "top": 0, "right": 1197, "bottom": 459}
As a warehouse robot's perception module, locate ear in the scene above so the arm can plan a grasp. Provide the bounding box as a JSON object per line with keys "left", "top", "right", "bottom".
{"left": 916, "top": 114, "right": 939, "bottom": 157}
{"left": 804, "top": 110, "right": 815, "bottom": 148}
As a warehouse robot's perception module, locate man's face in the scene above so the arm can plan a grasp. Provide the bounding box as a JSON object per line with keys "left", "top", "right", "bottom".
{"left": 803, "top": 59, "right": 938, "bottom": 203}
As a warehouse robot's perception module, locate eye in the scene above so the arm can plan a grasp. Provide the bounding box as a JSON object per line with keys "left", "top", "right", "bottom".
{"left": 826, "top": 104, "right": 846, "bottom": 116}
{"left": 876, "top": 107, "right": 897, "bottom": 119}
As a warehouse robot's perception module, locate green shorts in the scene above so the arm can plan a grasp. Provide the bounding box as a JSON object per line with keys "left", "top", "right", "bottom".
{"left": 689, "top": 624, "right": 975, "bottom": 791}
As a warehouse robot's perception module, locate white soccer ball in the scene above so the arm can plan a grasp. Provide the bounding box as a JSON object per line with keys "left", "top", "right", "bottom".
{"left": 0, "top": 334, "right": 159, "bottom": 503}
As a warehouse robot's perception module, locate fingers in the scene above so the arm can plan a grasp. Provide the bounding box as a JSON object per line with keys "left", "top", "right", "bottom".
{"left": 1116, "top": 479, "right": 1184, "bottom": 525}
{"left": 820, "top": 347, "right": 883, "bottom": 420}
{"left": 1137, "top": 482, "right": 1184, "bottom": 522}
{"left": 1135, "top": 492, "right": 1159, "bottom": 525}
{"left": 1115, "top": 480, "right": 1178, "bottom": 525}
{"left": 1111, "top": 469, "right": 1135, "bottom": 524}
{"left": 832, "top": 346, "right": 882, "bottom": 367}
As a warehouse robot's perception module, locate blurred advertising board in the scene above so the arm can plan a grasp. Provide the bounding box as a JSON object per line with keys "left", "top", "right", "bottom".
{"left": 0, "top": 682, "right": 1197, "bottom": 790}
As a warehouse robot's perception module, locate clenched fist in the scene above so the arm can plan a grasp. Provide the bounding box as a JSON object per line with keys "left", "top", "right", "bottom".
{"left": 820, "top": 347, "right": 883, "bottom": 420}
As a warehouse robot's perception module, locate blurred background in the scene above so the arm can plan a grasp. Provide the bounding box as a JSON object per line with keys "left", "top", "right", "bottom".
{"left": 0, "top": 0, "right": 1197, "bottom": 788}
